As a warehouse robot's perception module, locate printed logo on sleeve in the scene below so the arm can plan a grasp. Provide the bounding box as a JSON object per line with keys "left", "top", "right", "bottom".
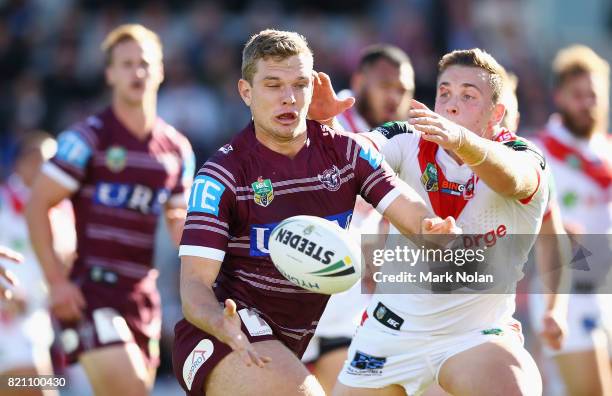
{"left": 56, "top": 130, "right": 92, "bottom": 169}
{"left": 359, "top": 145, "right": 384, "bottom": 170}
{"left": 188, "top": 175, "right": 225, "bottom": 216}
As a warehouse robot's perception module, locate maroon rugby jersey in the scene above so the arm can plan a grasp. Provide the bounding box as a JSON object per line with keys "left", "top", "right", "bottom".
{"left": 179, "top": 120, "right": 400, "bottom": 356}
{"left": 42, "top": 107, "right": 194, "bottom": 279}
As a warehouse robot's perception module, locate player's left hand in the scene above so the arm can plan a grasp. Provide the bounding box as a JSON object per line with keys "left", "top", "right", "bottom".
{"left": 422, "top": 216, "right": 462, "bottom": 235}
{"left": 540, "top": 309, "right": 567, "bottom": 350}
{"left": 421, "top": 216, "right": 462, "bottom": 248}
{"left": 408, "top": 99, "right": 467, "bottom": 151}
{"left": 307, "top": 71, "right": 355, "bottom": 123}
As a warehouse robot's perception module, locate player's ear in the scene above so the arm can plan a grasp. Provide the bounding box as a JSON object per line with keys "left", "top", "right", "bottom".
{"left": 491, "top": 102, "right": 506, "bottom": 126}
{"left": 238, "top": 79, "right": 252, "bottom": 107}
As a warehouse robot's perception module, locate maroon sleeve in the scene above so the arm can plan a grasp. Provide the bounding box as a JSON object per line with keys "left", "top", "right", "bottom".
{"left": 346, "top": 135, "right": 400, "bottom": 212}
{"left": 178, "top": 154, "right": 236, "bottom": 262}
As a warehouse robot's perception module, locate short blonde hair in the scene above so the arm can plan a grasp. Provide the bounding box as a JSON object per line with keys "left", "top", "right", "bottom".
{"left": 101, "top": 24, "right": 163, "bottom": 65}
{"left": 438, "top": 48, "right": 507, "bottom": 103}
{"left": 242, "top": 29, "right": 313, "bottom": 83}
{"left": 553, "top": 44, "right": 610, "bottom": 88}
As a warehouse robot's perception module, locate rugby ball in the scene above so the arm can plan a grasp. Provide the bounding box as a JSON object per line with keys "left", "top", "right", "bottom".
{"left": 269, "top": 215, "right": 361, "bottom": 294}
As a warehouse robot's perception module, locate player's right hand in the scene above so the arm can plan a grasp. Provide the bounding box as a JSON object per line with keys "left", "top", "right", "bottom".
{"left": 219, "top": 299, "right": 272, "bottom": 368}
{"left": 49, "top": 279, "right": 86, "bottom": 321}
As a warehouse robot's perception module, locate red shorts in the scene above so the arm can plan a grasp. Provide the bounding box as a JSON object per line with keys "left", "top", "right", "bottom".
{"left": 58, "top": 265, "right": 161, "bottom": 370}
{"left": 172, "top": 309, "right": 278, "bottom": 396}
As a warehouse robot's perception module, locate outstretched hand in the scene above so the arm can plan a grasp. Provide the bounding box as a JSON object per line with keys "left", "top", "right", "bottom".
{"left": 220, "top": 299, "right": 272, "bottom": 368}
{"left": 409, "top": 99, "right": 466, "bottom": 151}
{"left": 308, "top": 71, "right": 355, "bottom": 122}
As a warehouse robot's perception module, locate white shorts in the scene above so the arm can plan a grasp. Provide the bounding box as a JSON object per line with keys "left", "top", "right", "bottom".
{"left": 338, "top": 317, "right": 524, "bottom": 395}
{"left": 529, "top": 293, "right": 612, "bottom": 355}
{"left": 0, "top": 309, "right": 54, "bottom": 372}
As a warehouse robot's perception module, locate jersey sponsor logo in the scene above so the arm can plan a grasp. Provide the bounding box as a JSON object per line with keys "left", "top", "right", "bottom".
{"left": 420, "top": 162, "right": 439, "bottom": 192}
{"left": 94, "top": 182, "right": 169, "bottom": 214}
{"left": 252, "top": 177, "right": 274, "bottom": 207}
{"left": 373, "top": 302, "right": 404, "bottom": 330}
{"left": 188, "top": 175, "right": 225, "bottom": 216}
{"left": 105, "top": 146, "right": 127, "bottom": 173}
{"left": 56, "top": 130, "right": 92, "bottom": 170}
{"left": 462, "top": 224, "right": 507, "bottom": 248}
{"left": 440, "top": 180, "right": 465, "bottom": 196}
{"left": 182, "top": 339, "right": 214, "bottom": 391}
{"left": 347, "top": 351, "right": 386, "bottom": 376}
{"left": 318, "top": 165, "right": 342, "bottom": 191}
{"left": 238, "top": 309, "right": 273, "bottom": 337}
{"left": 249, "top": 210, "right": 353, "bottom": 256}
{"left": 359, "top": 145, "right": 383, "bottom": 169}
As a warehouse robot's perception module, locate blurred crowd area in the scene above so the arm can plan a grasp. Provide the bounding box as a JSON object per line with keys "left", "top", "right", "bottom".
{"left": 2, "top": 0, "right": 611, "bottom": 177}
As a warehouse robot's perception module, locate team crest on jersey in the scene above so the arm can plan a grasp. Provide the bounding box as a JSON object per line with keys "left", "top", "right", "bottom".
{"left": 421, "top": 163, "right": 438, "bottom": 192}
{"left": 252, "top": 177, "right": 274, "bottom": 207}
{"left": 463, "top": 175, "right": 475, "bottom": 200}
{"left": 105, "top": 146, "right": 127, "bottom": 173}
{"left": 318, "top": 165, "right": 341, "bottom": 191}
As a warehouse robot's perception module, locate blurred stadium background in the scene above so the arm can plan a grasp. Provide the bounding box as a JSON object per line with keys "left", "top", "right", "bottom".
{"left": 0, "top": 0, "right": 610, "bottom": 394}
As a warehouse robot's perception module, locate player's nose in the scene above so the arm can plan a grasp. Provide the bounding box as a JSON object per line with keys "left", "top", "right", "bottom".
{"left": 281, "top": 88, "right": 297, "bottom": 105}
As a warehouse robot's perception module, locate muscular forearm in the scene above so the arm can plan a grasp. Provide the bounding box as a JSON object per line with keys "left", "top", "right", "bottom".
{"left": 455, "top": 131, "right": 538, "bottom": 199}
{"left": 25, "top": 201, "right": 67, "bottom": 284}
{"left": 181, "top": 278, "right": 227, "bottom": 339}
{"left": 383, "top": 183, "right": 434, "bottom": 235}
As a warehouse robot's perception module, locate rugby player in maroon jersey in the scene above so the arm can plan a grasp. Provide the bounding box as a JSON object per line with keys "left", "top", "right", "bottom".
{"left": 172, "top": 29, "right": 460, "bottom": 396}
{"left": 26, "top": 24, "right": 194, "bottom": 395}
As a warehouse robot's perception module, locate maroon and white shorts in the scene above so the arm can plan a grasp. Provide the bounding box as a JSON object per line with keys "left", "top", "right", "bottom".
{"left": 172, "top": 307, "right": 279, "bottom": 395}
{"left": 58, "top": 265, "right": 161, "bottom": 370}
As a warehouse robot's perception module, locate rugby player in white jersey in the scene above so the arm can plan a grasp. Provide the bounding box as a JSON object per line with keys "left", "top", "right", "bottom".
{"left": 0, "top": 133, "right": 76, "bottom": 396}
{"left": 304, "top": 45, "right": 415, "bottom": 394}
{"left": 530, "top": 45, "right": 612, "bottom": 396}
{"left": 330, "top": 49, "right": 549, "bottom": 396}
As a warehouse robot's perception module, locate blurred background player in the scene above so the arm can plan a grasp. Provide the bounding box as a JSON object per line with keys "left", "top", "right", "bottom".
{"left": 303, "top": 44, "right": 415, "bottom": 394}
{"left": 0, "top": 247, "right": 24, "bottom": 300}
{"left": 0, "top": 132, "right": 75, "bottom": 396}
{"left": 25, "top": 24, "right": 194, "bottom": 396}
{"left": 532, "top": 44, "right": 612, "bottom": 396}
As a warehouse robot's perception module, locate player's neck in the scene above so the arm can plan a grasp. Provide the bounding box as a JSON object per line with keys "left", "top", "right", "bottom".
{"left": 111, "top": 96, "right": 157, "bottom": 140}
{"left": 254, "top": 125, "right": 307, "bottom": 159}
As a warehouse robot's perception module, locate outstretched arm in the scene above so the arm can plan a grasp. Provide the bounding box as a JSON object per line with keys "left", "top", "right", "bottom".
{"left": 409, "top": 99, "right": 542, "bottom": 201}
